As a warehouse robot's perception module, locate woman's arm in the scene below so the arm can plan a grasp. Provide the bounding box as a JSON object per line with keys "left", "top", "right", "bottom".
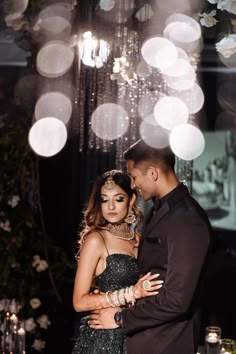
{"left": 73, "top": 233, "right": 163, "bottom": 312}
{"left": 73, "top": 232, "right": 109, "bottom": 312}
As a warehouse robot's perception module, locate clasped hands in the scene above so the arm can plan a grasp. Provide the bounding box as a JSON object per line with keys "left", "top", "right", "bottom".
{"left": 89, "top": 272, "right": 163, "bottom": 329}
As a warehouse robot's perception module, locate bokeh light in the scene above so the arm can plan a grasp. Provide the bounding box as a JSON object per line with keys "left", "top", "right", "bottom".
{"left": 136, "top": 60, "right": 152, "bottom": 78}
{"left": 91, "top": 103, "right": 129, "bottom": 140}
{"left": 36, "top": 41, "right": 74, "bottom": 78}
{"left": 140, "top": 114, "right": 170, "bottom": 148}
{"left": 3, "top": 0, "right": 28, "bottom": 15}
{"left": 28, "top": 117, "right": 67, "bottom": 157}
{"left": 37, "top": 3, "right": 72, "bottom": 39}
{"left": 138, "top": 91, "right": 164, "bottom": 118}
{"left": 168, "top": 82, "right": 204, "bottom": 114}
{"left": 164, "top": 13, "right": 201, "bottom": 52}
{"left": 169, "top": 123, "right": 205, "bottom": 160}
{"left": 141, "top": 37, "right": 178, "bottom": 70}
{"left": 154, "top": 96, "right": 189, "bottom": 130}
{"left": 34, "top": 92, "right": 72, "bottom": 124}
{"left": 162, "top": 58, "right": 196, "bottom": 91}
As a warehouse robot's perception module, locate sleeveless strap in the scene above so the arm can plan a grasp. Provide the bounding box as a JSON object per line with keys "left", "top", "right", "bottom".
{"left": 96, "top": 231, "right": 110, "bottom": 256}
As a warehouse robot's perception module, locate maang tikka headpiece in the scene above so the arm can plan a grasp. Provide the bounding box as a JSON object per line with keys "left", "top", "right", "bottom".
{"left": 104, "top": 172, "right": 116, "bottom": 190}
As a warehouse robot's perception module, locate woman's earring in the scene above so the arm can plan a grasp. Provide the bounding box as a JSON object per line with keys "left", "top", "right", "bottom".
{"left": 124, "top": 207, "right": 136, "bottom": 224}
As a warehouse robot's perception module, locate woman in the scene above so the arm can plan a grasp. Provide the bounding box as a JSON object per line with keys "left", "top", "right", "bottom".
{"left": 72, "top": 170, "right": 163, "bottom": 354}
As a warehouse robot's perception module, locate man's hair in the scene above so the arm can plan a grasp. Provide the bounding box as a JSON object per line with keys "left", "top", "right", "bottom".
{"left": 123, "top": 139, "right": 176, "bottom": 172}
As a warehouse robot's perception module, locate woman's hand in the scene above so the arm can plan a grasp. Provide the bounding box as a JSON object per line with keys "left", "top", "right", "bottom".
{"left": 133, "top": 272, "right": 163, "bottom": 299}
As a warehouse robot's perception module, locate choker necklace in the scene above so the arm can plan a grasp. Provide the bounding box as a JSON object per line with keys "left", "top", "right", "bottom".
{"left": 101, "top": 222, "right": 135, "bottom": 241}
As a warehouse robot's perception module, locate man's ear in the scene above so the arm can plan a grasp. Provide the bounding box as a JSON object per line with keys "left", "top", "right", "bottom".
{"left": 149, "top": 166, "right": 158, "bottom": 181}
{"left": 129, "top": 193, "right": 136, "bottom": 208}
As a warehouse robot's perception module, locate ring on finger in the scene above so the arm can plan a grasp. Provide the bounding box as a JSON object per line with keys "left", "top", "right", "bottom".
{"left": 142, "top": 279, "right": 152, "bottom": 291}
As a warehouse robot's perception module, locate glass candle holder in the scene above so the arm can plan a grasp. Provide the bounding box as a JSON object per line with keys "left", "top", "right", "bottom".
{"left": 219, "top": 338, "right": 235, "bottom": 354}
{"left": 205, "top": 326, "right": 221, "bottom": 354}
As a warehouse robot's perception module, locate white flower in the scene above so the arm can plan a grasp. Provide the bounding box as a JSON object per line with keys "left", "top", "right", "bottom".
{"left": 36, "top": 260, "right": 48, "bottom": 272}
{"left": 0, "top": 220, "right": 11, "bottom": 232}
{"left": 25, "top": 317, "right": 36, "bottom": 332}
{"left": 216, "top": 34, "right": 236, "bottom": 57}
{"left": 31, "top": 339, "right": 46, "bottom": 351}
{"left": 30, "top": 298, "right": 41, "bottom": 309}
{"left": 217, "top": 0, "right": 236, "bottom": 14}
{"left": 36, "top": 314, "right": 51, "bottom": 329}
{"left": 32, "top": 255, "right": 40, "bottom": 267}
{"left": 99, "top": 0, "right": 115, "bottom": 11}
{"left": 199, "top": 10, "right": 218, "bottom": 27}
{"left": 207, "top": 0, "right": 218, "bottom": 3}
{"left": 32, "top": 255, "right": 48, "bottom": 272}
{"left": 8, "top": 195, "right": 20, "bottom": 208}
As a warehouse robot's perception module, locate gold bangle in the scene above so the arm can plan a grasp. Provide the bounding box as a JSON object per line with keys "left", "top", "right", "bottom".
{"left": 118, "top": 288, "right": 126, "bottom": 306}
{"left": 112, "top": 290, "right": 120, "bottom": 307}
{"left": 105, "top": 291, "right": 116, "bottom": 307}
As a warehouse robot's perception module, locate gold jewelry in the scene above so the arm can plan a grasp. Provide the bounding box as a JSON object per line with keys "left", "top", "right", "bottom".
{"left": 105, "top": 291, "right": 116, "bottom": 307}
{"left": 142, "top": 279, "right": 152, "bottom": 291}
{"left": 124, "top": 207, "right": 136, "bottom": 224}
{"left": 104, "top": 173, "right": 116, "bottom": 190}
{"left": 118, "top": 288, "right": 126, "bottom": 306}
{"left": 101, "top": 222, "right": 134, "bottom": 240}
{"left": 112, "top": 290, "right": 120, "bottom": 307}
{"left": 124, "top": 286, "right": 136, "bottom": 306}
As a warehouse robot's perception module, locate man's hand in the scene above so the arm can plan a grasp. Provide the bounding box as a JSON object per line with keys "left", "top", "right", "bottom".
{"left": 89, "top": 307, "right": 120, "bottom": 329}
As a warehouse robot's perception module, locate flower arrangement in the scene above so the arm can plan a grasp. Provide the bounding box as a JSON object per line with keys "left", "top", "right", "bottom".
{"left": 199, "top": 0, "right": 236, "bottom": 58}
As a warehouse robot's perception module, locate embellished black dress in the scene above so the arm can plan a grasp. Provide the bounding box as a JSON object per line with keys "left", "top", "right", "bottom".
{"left": 72, "top": 253, "right": 139, "bottom": 354}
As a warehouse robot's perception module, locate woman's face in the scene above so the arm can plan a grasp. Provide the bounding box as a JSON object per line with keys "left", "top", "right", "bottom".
{"left": 100, "top": 183, "right": 130, "bottom": 224}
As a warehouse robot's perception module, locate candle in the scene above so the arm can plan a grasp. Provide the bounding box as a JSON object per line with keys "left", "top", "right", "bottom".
{"left": 10, "top": 313, "right": 18, "bottom": 324}
{"left": 18, "top": 326, "right": 26, "bottom": 354}
{"left": 206, "top": 332, "right": 220, "bottom": 343}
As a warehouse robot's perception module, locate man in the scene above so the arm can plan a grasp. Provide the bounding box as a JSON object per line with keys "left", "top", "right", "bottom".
{"left": 90, "top": 139, "right": 212, "bottom": 354}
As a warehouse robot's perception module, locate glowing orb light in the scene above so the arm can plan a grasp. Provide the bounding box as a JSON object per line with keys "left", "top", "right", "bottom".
{"left": 164, "top": 13, "right": 201, "bottom": 52}
{"left": 169, "top": 123, "right": 205, "bottom": 160}
{"left": 154, "top": 96, "right": 189, "bottom": 130}
{"left": 168, "top": 82, "right": 204, "bottom": 114}
{"left": 141, "top": 37, "right": 178, "bottom": 70}
{"left": 138, "top": 91, "right": 164, "bottom": 118}
{"left": 36, "top": 41, "right": 74, "bottom": 78}
{"left": 136, "top": 60, "right": 152, "bottom": 78}
{"left": 162, "top": 58, "right": 196, "bottom": 90}
{"left": 28, "top": 117, "right": 67, "bottom": 157}
{"left": 91, "top": 103, "right": 129, "bottom": 140}
{"left": 37, "top": 3, "right": 72, "bottom": 37}
{"left": 140, "top": 114, "right": 170, "bottom": 148}
{"left": 4, "top": 0, "right": 28, "bottom": 14}
{"left": 35, "top": 92, "right": 72, "bottom": 124}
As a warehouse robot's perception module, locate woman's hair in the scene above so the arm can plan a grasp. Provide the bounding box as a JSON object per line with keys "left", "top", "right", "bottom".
{"left": 78, "top": 169, "right": 143, "bottom": 249}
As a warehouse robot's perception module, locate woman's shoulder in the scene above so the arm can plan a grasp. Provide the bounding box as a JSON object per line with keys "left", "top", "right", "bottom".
{"left": 82, "top": 230, "right": 105, "bottom": 248}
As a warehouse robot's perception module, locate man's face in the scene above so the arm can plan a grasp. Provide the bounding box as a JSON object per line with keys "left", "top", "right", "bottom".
{"left": 127, "top": 160, "right": 154, "bottom": 201}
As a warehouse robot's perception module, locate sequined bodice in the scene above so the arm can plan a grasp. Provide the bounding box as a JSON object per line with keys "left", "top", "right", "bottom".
{"left": 94, "top": 254, "right": 139, "bottom": 292}
{"left": 72, "top": 253, "right": 138, "bottom": 354}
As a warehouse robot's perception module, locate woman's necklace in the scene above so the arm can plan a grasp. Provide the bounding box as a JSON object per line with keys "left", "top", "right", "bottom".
{"left": 101, "top": 222, "right": 135, "bottom": 241}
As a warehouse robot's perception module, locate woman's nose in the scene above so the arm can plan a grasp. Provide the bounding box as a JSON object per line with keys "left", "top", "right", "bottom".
{"left": 108, "top": 200, "right": 115, "bottom": 210}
